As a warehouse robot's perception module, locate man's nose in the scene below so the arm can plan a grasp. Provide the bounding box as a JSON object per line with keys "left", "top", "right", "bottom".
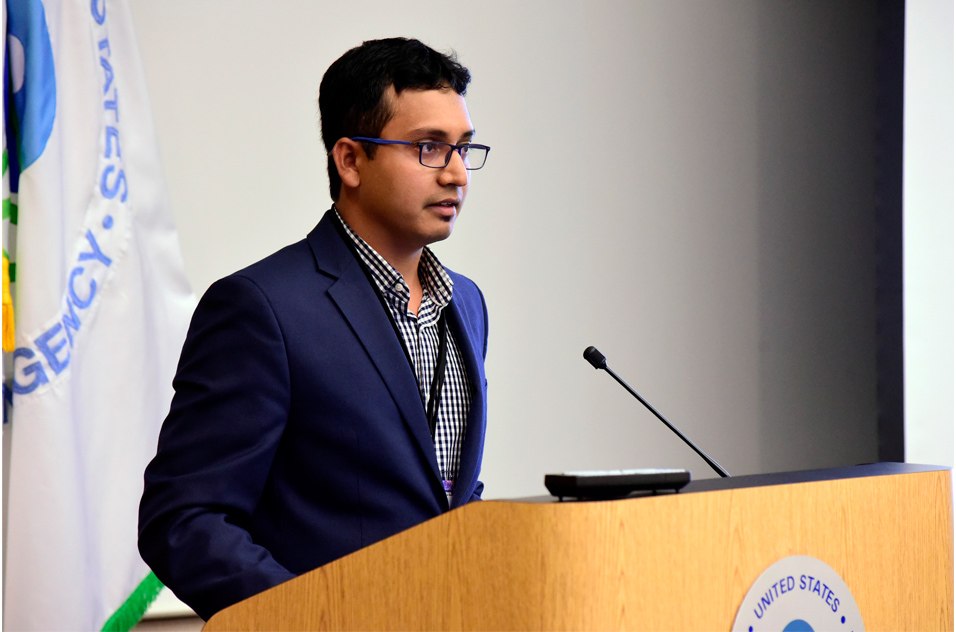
{"left": 439, "top": 149, "right": 469, "bottom": 186}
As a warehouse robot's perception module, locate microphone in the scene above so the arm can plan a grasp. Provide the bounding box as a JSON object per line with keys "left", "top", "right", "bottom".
{"left": 583, "top": 346, "right": 730, "bottom": 478}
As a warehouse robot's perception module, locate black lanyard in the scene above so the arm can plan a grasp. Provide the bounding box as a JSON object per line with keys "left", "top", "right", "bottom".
{"left": 425, "top": 312, "right": 448, "bottom": 440}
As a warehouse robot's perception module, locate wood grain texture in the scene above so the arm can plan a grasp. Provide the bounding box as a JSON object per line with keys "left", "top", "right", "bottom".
{"left": 204, "top": 469, "right": 953, "bottom": 631}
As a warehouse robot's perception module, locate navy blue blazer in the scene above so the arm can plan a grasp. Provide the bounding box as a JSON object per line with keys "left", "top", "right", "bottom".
{"left": 138, "top": 210, "right": 488, "bottom": 620}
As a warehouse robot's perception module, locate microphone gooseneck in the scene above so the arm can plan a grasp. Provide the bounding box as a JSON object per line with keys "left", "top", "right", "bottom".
{"left": 582, "top": 346, "right": 730, "bottom": 478}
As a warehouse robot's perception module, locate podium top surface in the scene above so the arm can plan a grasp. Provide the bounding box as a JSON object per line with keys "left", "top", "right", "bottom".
{"left": 510, "top": 462, "right": 950, "bottom": 503}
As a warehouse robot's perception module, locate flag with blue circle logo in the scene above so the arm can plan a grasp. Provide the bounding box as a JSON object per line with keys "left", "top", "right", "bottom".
{"left": 2, "top": 0, "right": 196, "bottom": 629}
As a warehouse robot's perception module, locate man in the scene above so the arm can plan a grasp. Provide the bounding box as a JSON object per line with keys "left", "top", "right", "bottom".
{"left": 138, "top": 38, "right": 491, "bottom": 620}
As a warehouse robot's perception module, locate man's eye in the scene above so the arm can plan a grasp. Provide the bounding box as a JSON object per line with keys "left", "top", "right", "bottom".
{"left": 419, "top": 142, "right": 441, "bottom": 154}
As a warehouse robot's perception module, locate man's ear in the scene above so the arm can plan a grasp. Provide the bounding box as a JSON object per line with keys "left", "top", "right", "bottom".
{"left": 331, "top": 138, "right": 364, "bottom": 189}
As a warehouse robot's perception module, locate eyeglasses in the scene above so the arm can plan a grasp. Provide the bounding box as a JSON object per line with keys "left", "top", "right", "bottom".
{"left": 350, "top": 137, "right": 490, "bottom": 170}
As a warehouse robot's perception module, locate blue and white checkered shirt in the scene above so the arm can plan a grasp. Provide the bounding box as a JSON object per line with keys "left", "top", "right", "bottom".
{"left": 335, "top": 209, "right": 472, "bottom": 507}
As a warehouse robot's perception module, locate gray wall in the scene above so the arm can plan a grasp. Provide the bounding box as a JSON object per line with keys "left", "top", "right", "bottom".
{"left": 130, "top": 0, "right": 879, "bottom": 498}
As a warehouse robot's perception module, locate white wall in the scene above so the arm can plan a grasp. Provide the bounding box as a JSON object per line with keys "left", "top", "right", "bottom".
{"left": 903, "top": 0, "right": 954, "bottom": 469}
{"left": 129, "top": 0, "right": 881, "bottom": 499}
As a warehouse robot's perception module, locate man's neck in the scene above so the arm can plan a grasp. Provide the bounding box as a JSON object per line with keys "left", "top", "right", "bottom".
{"left": 386, "top": 250, "right": 423, "bottom": 287}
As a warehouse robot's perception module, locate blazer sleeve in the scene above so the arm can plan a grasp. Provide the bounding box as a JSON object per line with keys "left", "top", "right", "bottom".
{"left": 138, "top": 274, "right": 296, "bottom": 620}
{"left": 469, "top": 481, "right": 485, "bottom": 502}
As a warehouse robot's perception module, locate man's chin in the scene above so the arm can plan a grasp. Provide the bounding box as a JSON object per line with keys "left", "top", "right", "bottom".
{"left": 428, "top": 229, "right": 454, "bottom": 245}
{"left": 422, "top": 222, "right": 456, "bottom": 247}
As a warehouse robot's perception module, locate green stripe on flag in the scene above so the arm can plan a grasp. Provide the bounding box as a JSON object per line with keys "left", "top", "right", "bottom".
{"left": 100, "top": 572, "right": 165, "bottom": 632}
{"left": 3, "top": 200, "right": 17, "bottom": 224}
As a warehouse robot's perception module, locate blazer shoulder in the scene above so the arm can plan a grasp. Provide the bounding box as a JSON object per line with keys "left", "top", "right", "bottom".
{"left": 230, "top": 239, "right": 316, "bottom": 286}
{"left": 224, "top": 212, "right": 351, "bottom": 291}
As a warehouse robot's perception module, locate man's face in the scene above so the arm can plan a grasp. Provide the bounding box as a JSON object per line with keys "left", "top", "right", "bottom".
{"left": 352, "top": 87, "right": 474, "bottom": 259}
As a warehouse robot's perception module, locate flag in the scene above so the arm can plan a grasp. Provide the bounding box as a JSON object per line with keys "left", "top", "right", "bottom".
{"left": 3, "top": 0, "right": 196, "bottom": 629}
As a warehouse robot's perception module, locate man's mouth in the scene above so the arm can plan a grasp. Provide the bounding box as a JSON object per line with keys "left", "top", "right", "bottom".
{"left": 428, "top": 199, "right": 460, "bottom": 213}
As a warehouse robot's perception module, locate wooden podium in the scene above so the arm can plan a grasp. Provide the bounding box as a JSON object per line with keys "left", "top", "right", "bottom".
{"left": 203, "top": 463, "right": 953, "bottom": 631}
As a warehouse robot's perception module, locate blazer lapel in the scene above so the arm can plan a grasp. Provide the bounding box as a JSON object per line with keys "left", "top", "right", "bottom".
{"left": 307, "top": 212, "right": 443, "bottom": 486}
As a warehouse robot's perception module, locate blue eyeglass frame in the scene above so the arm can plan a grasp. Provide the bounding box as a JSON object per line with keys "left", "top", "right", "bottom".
{"left": 349, "top": 137, "right": 490, "bottom": 170}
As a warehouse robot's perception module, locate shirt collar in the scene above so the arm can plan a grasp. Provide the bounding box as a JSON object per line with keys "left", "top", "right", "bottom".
{"left": 333, "top": 206, "right": 454, "bottom": 309}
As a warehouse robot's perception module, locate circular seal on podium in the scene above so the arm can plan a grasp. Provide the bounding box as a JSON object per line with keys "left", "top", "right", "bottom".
{"left": 732, "top": 555, "right": 865, "bottom": 632}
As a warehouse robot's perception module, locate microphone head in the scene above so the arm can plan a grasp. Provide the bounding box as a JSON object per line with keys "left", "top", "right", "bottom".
{"left": 583, "top": 346, "right": 607, "bottom": 369}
